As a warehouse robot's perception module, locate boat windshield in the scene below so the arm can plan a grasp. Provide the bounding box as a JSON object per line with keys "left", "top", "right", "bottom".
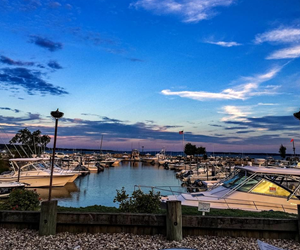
{"left": 21, "top": 164, "right": 38, "bottom": 171}
{"left": 222, "top": 170, "right": 299, "bottom": 199}
{"left": 223, "top": 171, "right": 261, "bottom": 192}
{"left": 251, "top": 179, "right": 295, "bottom": 198}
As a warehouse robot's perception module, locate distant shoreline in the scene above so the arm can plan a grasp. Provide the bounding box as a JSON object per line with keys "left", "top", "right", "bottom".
{"left": 1, "top": 144, "right": 294, "bottom": 156}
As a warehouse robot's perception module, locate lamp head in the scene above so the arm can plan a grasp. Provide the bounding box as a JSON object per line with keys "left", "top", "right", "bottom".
{"left": 51, "top": 109, "right": 64, "bottom": 119}
{"left": 294, "top": 110, "right": 300, "bottom": 121}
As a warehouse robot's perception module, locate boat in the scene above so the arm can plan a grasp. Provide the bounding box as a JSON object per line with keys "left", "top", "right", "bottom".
{"left": 162, "top": 165, "right": 300, "bottom": 214}
{"left": 0, "top": 181, "right": 25, "bottom": 198}
{"left": 0, "top": 158, "right": 78, "bottom": 187}
{"left": 130, "top": 149, "right": 141, "bottom": 162}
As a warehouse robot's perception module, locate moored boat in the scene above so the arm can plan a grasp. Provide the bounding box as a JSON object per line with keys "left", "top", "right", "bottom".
{"left": 0, "top": 158, "right": 77, "bottom": 187}
{"left": 0, "top": 181, "right": 25, "bottom": 198}
{"left": 162, "top": 165, "right": 300, "bottom": 214}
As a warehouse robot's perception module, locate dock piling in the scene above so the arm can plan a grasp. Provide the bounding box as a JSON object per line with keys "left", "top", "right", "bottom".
{"left": 166, "top": 200, "right": 182, "bottom": 241}
{"left": 39, "top": 200, "right": 58, "bottom": 236}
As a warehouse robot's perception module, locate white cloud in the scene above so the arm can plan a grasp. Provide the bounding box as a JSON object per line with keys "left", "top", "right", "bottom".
{"left": 267, "top": 45, "right": 300, "bottom": 59}
{"left": 257, "top": 103, "right": 277, "bottom": 106}
{"left": 220, "top": 106, "right": 250, "bottom": 122}
{"left": 254, "top": 27, "right": 300, "bottom": 59}
{"left": 131, "top": 0, "right": 235, "bottom": 23}
{"left": 255, "top": 28, "right": 300, "bottom": 44}
{"left": 206, "top": 41, "right": 241, "bottom": 47}
{"left": 161, "top": 67, "right": 282, "bottom": 101}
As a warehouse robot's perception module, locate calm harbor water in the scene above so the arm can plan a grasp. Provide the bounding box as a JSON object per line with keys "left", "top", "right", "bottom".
{"left": 35, "top": 161, "right": 183, "bottom": 208}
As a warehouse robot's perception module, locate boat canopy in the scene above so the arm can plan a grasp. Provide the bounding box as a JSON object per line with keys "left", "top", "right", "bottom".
{"left": 9, "top": 158, "right": 53, "bottom": 162}
{"left": 236, "top": 166, "right": 300, "bottom": 176}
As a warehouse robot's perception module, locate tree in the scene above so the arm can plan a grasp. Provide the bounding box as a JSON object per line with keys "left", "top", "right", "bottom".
{"left": 184, "top": 143, "right": 197, "bottom": 156}
{"left": 279, "top": 144, "right": 286, "bottom": 159}
{"left": 196, "top": 146, "right": 206, "bottom": 155}
{"left": 10, "top": 128, "right": 51, "bottom": 156}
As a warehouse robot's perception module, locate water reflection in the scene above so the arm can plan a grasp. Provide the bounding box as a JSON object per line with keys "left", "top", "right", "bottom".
{"left": 29, "top": 182, "right": 80, "bottom": 199}
{"left": 32, "top": 161, "right": 183, "bottom": 208}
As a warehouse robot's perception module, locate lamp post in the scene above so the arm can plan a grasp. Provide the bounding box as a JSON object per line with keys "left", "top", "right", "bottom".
{"left": 294, "top": 110, "right": 300, "bottom": 157}
{"left": 48, "top": 109, "right": 64, "bottom": 201}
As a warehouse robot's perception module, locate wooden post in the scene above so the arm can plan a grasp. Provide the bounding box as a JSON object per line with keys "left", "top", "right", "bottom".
{"left": 39, "top": 200, "right": 58, "bottom": 236}
{"left": 297, "top": 204, "right": 300, "bottom": 242}
{"left": 166, "top": 201, "right": 182, "bottom": 241}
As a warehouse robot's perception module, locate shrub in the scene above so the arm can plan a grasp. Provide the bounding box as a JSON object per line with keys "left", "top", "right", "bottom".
{"left": 113, "top": 187, "right": 161, "bottom": 213}
{"left": 0, "top": 188, "right": 40, "bottom": 211}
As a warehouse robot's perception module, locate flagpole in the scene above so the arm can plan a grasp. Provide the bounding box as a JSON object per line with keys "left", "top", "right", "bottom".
{"left": 293, "top": 140, "right": 295, "bottom": 157}
{"left": 182, "top": 132, "right": 184, "bottom": 155}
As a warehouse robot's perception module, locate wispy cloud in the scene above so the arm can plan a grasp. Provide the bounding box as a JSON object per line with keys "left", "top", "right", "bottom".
{"left": 131, "top": 0, "right": 235, "bottom": 23}
{"left": 220, "top": 106, "right": 250, "bottom": 122}
{"left": 255, "top": 28, "right": 300, "bottom": 44}
{"left": 161, "top": 67, "right": 282, "bottom": 101}
{"left": 0, "top": 56, "right": 34, "bottom": 66}
{"left": 255, "top": 27, "right": 300, "bottom": 60}
{"left": 29, "top": 35, "right": 63, "bottom": 52}
{"left": 206, "top": 41, "right": 241, "bottom": 47}
{"left": 127, "top": 57, "right": 144, "bottom": 62}
{"left": 223, "top": 115, "right": 300, "bottom": 132}
{"left": 267, "top": 45, "right": 300, "bottom": 59}
{"left": 48, "top": 60, "right": 63, "bottom": 70}
{"left": 257, "top": 103, "right": 278, "bottom": 106}
{"left": 0, "top": 67, "right": 68, "bottom": 96}
{"left": 0, "top": 107, "right": 20, "bottom": 113}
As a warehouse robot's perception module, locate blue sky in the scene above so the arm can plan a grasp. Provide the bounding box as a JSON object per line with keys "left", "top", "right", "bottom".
{"left": 0, "top": 0, "right": 300, "bottom": 153}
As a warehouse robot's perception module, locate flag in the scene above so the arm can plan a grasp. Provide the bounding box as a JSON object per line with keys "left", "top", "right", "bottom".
{"left": 179, "top": 131, "right": 184, "bottom": 134}
{"left": 291, "top": 139, "right": 294, "bottom": 142}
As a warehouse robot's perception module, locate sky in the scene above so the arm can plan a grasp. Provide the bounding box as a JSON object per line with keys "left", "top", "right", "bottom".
{"left": 0, "top": 0, "right": 300, "bottom": 154}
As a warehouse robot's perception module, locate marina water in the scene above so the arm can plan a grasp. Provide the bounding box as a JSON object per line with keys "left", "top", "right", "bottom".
{"left": 33, "top": 161, "right": 183, "bottom": 208}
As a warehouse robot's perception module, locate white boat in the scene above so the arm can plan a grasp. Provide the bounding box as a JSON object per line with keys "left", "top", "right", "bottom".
{"left": 0, "top": 158, "right": 77, "bottom": 187}
{"left": 0, "top": 181, "right": 25, "bottom": 198}
{"left": 162, "top": 166, "right": 300, "bottom": 214}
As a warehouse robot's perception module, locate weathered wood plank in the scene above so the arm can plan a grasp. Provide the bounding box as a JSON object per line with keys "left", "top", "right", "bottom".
{"left": 166, "top": 201, "right": 182, "bottom": 241}
{"left": 183, "top": 216, "right": 297, "bottom": 231}
{"left": 39, "top": 200, "right": 58, "bottom": 236}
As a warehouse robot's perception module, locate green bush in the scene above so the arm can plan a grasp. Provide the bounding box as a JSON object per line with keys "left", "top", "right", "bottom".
{"left": 0, "top": 188, "right": 40, "bottom": 211}
{"left": 113, "top": 187, "right": 161, "bottom": 213}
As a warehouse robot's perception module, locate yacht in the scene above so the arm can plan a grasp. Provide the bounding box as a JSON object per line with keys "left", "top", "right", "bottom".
{"left": 0, "top": 181, "right": 25, "bottom": 198}
{"left": 162, "top": 166, "right": 300, "bottom": 214}
{"left": 0, "top": 158, "right": 78, "bottom": 187}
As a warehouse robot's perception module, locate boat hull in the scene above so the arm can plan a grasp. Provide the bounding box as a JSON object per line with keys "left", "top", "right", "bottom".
{"left": 0, "top": 175, "right": 73, "bottom": 187}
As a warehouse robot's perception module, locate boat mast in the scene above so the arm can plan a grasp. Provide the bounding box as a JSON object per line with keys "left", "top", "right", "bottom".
{"left": 100, "top": 135, "right": 103, "bottom": 154}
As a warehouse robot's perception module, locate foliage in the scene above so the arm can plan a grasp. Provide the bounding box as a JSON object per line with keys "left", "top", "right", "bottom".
{"left": 279, "top": 144, "right": 286, "bottom": 159}
{"left": 113, "top": 187, "right": 161, "bottom": 213}
{"left": 56, "top": 204, "right": 296, "bottom": 219}
{"left": 9, "top": 128, "right": 51, "bottom": 156}
{"left": 184, "top": 143, "right": 206, "bottom": 156}
{"left": 184, "top": 143, "right": 197, "bottom": 155}
{"left": 0, "top": 155, "right": 10, "bottom": 174}
{"left": 0, "top": 188, "right": 40, "bottom": 211}
{"left": 58, "top": 205, "right": 119, "bottom": 213}
{"left": 181, "top": 206, "right": 297, "bottom": 218}
{"left": 196, "top": 146, "right": 206, "bottom": 155}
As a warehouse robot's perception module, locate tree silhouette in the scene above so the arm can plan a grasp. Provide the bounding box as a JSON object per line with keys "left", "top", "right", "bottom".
{"left": 184, "top": 143, "right": 206, "bottom": 156}
{"left": 10, "top": 128, "right": 51, "bottom": 156}
{"left": 279, "top": 144, "right": 286, "bottom": 159}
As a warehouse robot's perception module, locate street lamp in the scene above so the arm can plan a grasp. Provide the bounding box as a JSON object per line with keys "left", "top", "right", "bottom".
{"left": 294, "top": 110, "right": 300, "bottom": 121}
{"left": 293, "top": 110, "right": 300, "bottom": 158}
{"left": 48, "top": 109, "right": 64, "bottom": 201}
